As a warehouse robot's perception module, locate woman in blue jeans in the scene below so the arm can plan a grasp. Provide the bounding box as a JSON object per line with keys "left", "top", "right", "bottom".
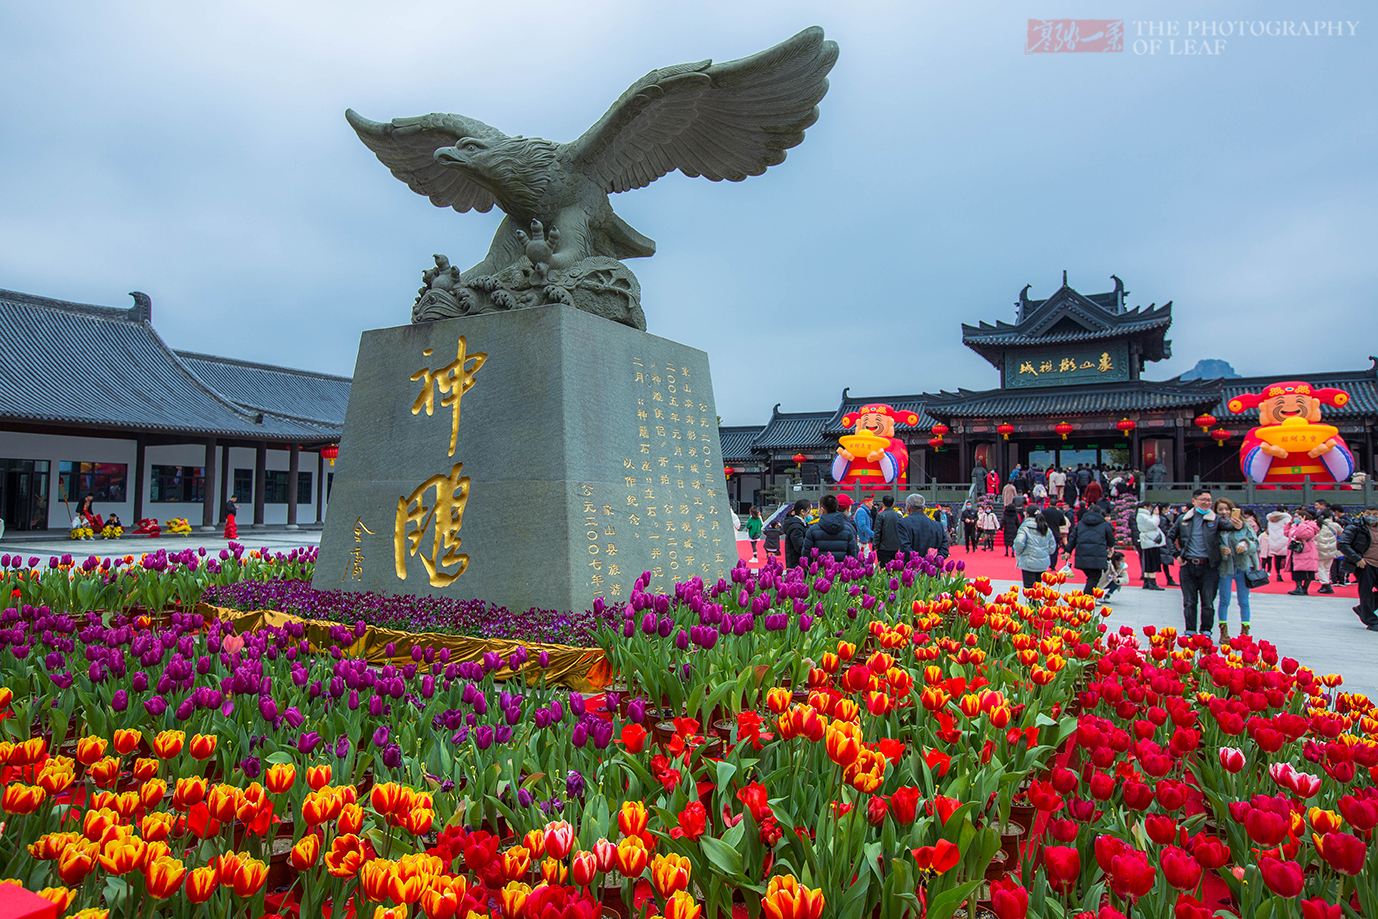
{"left": 1216, "top": 498, "right": 1260, "bottom": 641}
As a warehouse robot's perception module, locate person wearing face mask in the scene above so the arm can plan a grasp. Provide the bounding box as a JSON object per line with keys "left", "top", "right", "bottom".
{"left": 1167, "top": 488, "right": 1231, "bottom": 636}
{"left": 1337, "top": 506, "right": 1378, "bottom": 631}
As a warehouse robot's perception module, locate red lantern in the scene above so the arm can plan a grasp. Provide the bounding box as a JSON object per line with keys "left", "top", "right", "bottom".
{"left": 791, "top": 454, "right": 807, "bottom": 465}
{"left": 1209, "top": 429, "right": 1231, "bottom": 444}
{"left": 927, "top": 437, "right": 944, "bottom": 452}
{"left": 931, "top": 424, "right": 950, "bottom": 438}
{"left": 724, "top": 466, "right": 736, "bottom": 478}
{"left": 1115, "top": 418, "right": 1136, "bottom": 434}
{"left": 1195, "top": 413, "right": 1217, "bottom": 432}
{"left": 321, "top": 445, "right": 339, "bottom": 466}
{"left": 1053, "top": 422, "right": 1074, "bottom": 441}
{"left": 996, "top": 423, "right": 1015, "bottom": 441}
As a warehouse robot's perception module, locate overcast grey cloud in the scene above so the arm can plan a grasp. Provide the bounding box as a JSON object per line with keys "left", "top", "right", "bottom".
{"left": 1, "top": 2, "right": 1373, "bottom": 425}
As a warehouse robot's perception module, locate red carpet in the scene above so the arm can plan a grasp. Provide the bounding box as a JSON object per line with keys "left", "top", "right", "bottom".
{"left": 735, "top": 537, "right": 1359, "bottom": 599}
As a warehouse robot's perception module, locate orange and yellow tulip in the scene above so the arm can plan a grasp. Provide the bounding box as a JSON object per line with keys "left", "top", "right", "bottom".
{"left": 170, "top": 776, "right": 207, "bottom": 810}
{"left": 97, "top": 836, "right": 145, "bottom": 875}
{"left": 56, "top": 842, "right": 97, "bottom": 885}
{"left": 651, "top": 852, "right": 692, "bottom": 898}
{"left": 326, "top": 834, "right": 368, "bottom": 878}
{"left": 140, "top": 812, "right": 176, "bottom": 843}
{"left": 265, "top": 762, "right": 296, "bottom": 794}
{"left": 824, "top": 721, "right": 863, "bottom": 767}
{"left": 152, "top": 730, "right": 185, "bottom": 759}
{"left": 75, "top": 735, "right": 107, "bottom": 766}
{"left": 1, "top": 782, "right": 46, "bottom": 815}
{"left": 289, "top": 834, "right": 321, "bottom": 870}
{"left": 499, "top": 881, "right": 530, "bottom": 919}
{"left": 185, "top": 865, "right": 217, "bottom": 904}
{"left": 614, "top": 836, "right": 650, "bottom": 878}
{"left": 232, "top": 856, "right": 268, "bottom": 897}
{"left": 35, "top": 887, "right": 76, "bottom": 912}
{"left": 762, "top": 875, "right": 825, "bottom": 919}
{"left": 145, "top": 855, "right": 187, "bottom": 898}
{"left": 307, "top": 764, "right": 332, "bottom": 790}
{"left": 339, "top": 802, "right": 364, "bottom": 834}
{"left": 617, "top": 801, "right": 649, "bottom": 838}
{"left": 88, "top": 756, "right": 122, "bottom": 789}
{"left": 189, "top": 733, "right": 218, "bottom": 761}
{"left": 139, "top": 778, "right": 167, "bottom": 810}
{"left": 112, "top": 729, "right": 142, "bottom": 756}
{"left": 665, "top": 891, "right": 702, "bottom": 919}
{"left": 500, "top": 845, "right": 531, "bottom": 881}
{"left": 132, "top": 758, "right": 159, "bottom": 782}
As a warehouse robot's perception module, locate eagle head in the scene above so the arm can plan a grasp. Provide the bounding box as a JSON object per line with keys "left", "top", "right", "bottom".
{"left": 434, "top": 134, "right": 560, "bottom": 218}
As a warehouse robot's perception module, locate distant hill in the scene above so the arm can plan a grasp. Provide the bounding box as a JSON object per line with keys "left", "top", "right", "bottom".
{"left": 1180, "top": 359, "right": 1241, "bottom": 381}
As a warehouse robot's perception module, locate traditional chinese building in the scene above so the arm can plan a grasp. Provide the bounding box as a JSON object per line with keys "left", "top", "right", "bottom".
{"left": 0, "top": 287, "right": 348, "bottom": 533}
{"left": 725, "top": 275, "right": 1378, "bottom": 506}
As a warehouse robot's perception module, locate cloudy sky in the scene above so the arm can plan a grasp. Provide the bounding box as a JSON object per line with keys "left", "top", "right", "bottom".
{"left": 1, "top": 2, "right": 1372, "bottom": 425}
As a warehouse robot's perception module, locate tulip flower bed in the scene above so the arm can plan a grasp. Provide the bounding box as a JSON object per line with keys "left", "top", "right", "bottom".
{"left": 0, "top": 544, "right": 1375, "bottom": 919}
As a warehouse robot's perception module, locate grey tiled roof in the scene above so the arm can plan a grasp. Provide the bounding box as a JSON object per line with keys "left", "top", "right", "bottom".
{"left": 751, "top": 406, "right": 834, "bottom": 451}
{"left": 924, "top": 381, "right": 1223, "bottom": 418}
{"left": 0, "top": 288, "right": 341, "bottom": 441}
{"left": 822, "top": 389, "right": 938, "bottom": 434}
{"left": 718, "top": 425, "right": 764, "bottom": 463}
{"left": 176, "top": 352, "right": 350, "bottom": 426}
{"left": 1211, "top": 370, "right": 1378, "bottom": 421}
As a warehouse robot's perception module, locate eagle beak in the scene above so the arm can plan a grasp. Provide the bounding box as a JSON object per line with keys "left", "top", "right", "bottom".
{"left": 434, "top": 146, "right": 464, "bottom": 166}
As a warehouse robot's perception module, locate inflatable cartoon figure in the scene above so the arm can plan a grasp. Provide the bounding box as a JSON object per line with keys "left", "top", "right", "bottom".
{"left": 1228, "top": 381, "right": 1355, "bottom": 486}
{"left": 832, "top": 403, "right": 920, "bottom": 490}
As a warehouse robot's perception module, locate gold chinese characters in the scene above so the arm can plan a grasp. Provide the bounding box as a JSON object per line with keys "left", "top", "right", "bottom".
{"left": 395, "top": 463, "right": 471, "bottom": 587}
{"left": 1018, "top": 351, "right": 1115, "bottom": 377}
{"left": 411, "top": 336, "right": 487, "bottom": 457}
{"left": 343, "top": 517, "right": 374, "bottom": 581}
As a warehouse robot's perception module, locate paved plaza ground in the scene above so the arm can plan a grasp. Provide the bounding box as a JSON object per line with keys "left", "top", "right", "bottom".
{"left": 5, "top": 524, "right": 1373, "bottom": 701}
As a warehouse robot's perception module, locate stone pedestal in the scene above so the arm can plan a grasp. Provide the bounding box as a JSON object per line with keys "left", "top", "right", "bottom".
{"left": 314, "top": 305, "right": 735, "bottom": 613}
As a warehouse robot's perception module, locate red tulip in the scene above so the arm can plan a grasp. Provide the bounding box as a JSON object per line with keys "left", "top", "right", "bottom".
{"left": 1244, "top": 809, "right": 1289, "bottom": 847}
{"left": 1043, "top": 846, "right": 1080, "bottom": 892}
{"left": 1048, "top": 819, "right": 1078, "bottom": 843}
{"left": 990, "top": 879, "right": 1029, "bottom": 919}
{"left": 1155, "top": 780, "right": 1188, "bottom": 812}
{"left": 1337, "top": 794, "right": 1378, "bottom": 832}
{"left": 620, "top": 724, "right": 648, "bottom": 754}
{"left": 1050, "top": 767, "right": 1079, "bottom": 794}
{"left": 1121, "top": 782, "right": 1154, "bottom": 811}
{"left": 1300, "top": 899, "right": 1342, "bottom": 919}
{"left": 1160, "top": 846, "right": 1203, "bottom": 892}
{"left": 866, "top": 796, "right": 888, "bottom": 827}
{"left": 1258, "top": 857, "right": 1303, "bottom": 898}
{"left": 1095, "top": 835, "right": 1130, "bottom": 874}
{"left": 1089, "top": 773, "right": 1115, "bottom": 801}
{"left": 1316, "top": 832, "right": 1367, "bottom": 876}
{"left": 1028, "top": 780, "right": 1064, "bottom": 813}
{"left": 1144, "top": 815, "right": 1178, "bottom": 847}
{"left": 1190, "top": 834, "right": 1230, "bottom": 870}
{"left": 889, "top": 787, "right": 920, "bottom": 825}
{"left": 1218, "top": 747, "right": 1245, "bottom": 774}
{"left": 1109, "top": 851, "right": 1156, "bottom": 900}
{"left": 1173, "top": 894, "right": 1213, "bottom": 919}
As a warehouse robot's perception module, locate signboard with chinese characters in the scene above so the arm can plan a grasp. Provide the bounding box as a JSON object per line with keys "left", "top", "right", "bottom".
{"left": 1003, "top": 343, "right": 1130, "bottom": 389}
{"left": 314, "top": 304, "right": 735, "bottom": 613}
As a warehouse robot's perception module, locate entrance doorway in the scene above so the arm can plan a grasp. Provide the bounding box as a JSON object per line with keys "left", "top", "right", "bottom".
{"left": 0, "top": 459, "right": 51, "bottom": 531}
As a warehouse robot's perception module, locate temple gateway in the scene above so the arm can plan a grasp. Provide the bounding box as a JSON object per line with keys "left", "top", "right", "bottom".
{"left": 721, "top": 275, "right": 1377, "bottom": 506}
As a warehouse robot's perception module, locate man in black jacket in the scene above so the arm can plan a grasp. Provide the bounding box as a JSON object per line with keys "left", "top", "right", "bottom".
{"left": 897, "top": 495, "right": 950, "bottom": 560}
{"left": 960, "top": 502, "right": 979, "bottom": 552}
{"left": 874, "top": 495, "right": 904, "bottom": 567}
{"left": 1167, "top": 488, "right": 1228, "bottom": 636}
{"left": 802, "top": 494, "right": 859, "bottom": 562}
{"left": 783, "top": 499, "right": 812, "bottom": 568}
{"left": 1337, "top": 506, "right": 1378, "bottom": 631}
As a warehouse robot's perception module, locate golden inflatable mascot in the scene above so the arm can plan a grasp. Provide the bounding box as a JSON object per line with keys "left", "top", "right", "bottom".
{"left": 1228, "top": 381, "right": 1355, "bottom": 485}
{"left": 831, "top": 403, "right": 920, "bottom": 490}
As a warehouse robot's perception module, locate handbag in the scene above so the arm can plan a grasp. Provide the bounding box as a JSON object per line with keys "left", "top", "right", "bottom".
{"left": 1243, "top": 568, "right": 1271, "bottom": 589}
{"left": 1288, "top": 539, "right": 1305, "bottom": 554}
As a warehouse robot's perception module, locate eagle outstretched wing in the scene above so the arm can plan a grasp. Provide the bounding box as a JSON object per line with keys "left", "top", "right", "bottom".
{"left": 571, "top": 26, "right": 838, "bottom": 193}
{"left": 344, "top": 109, "right": 500, "bottom": 214}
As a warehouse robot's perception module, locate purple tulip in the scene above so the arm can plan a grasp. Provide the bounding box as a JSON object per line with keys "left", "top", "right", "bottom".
{"left": 472, "top": 693, "right": 488, "bottom": 716}
{"left": 175, "top": 696, "right": 194, "bottom": 720}
{"left": 592, "top": 720, "right": 613, "bottom": 750}
{"left": 799, "top": 614, "right": 814, "bottom": 632}
{"left": 572, "top": 722, "right": 588, "bottom": 748}
{"left": 657, "top": 616, "right": 673, "bottom": 638}
{"left": 111, "top": 690, "right": 128, "bottom": 712}
{"left": 373, "top": 726, "right": 390, "bottom": 748}
{"left": 298, "top": 732, "right": 323, "bottom": 755}
{"left": 283, "top": 706, "right": 305, "bottom": 729}
{"left": 421, "top": 675, "right": 435, "bottom": 699}
{"left": 381, "top": 743, "right": 402, "bottom": 769}
{"left": 259, "top": 696, "right": 279, "bottom": 722}
{"left": 674, "top": 629, "right": 689, "bottom": 650}
{"left": 569, "top": 692, "right": 585, "bottom": 716}
{"left": 538, "top": 650, "right": 550, "bottom": 668}
{"left": 474, "top": 725, "right": 495, "bottom": 751}
{"left": 348, "top": 690, "right": 360, "bottom": 711}
{"left": 641, "top": 612, "right": 657, "bottom": 635}
{"left": 549, "top": 699, "right": 564, "bottom": 722}
{"left": 517, "top": 787, "right": 534, "bottom": 808}
{"left": 567, "top": 770, "right": 586, "bottom": 800}
{"left": 334, "top": 736, "right": 351, "bottom": 758}
{"left": 144, "top": 695, "right": 168, "bottom": 717}
{"left": 240, "top": 756, "right": 262, "bottom": 778}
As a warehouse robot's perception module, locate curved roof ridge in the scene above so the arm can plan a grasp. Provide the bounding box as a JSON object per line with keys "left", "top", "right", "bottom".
{"left": 0, "top": 286, "right": 142, "bottom": 323}
{"left": 174, "top": 349, "right": 353, "bottom": 384}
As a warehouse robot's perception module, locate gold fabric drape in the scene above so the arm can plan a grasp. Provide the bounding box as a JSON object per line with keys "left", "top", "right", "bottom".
{"left": 198, "top": 605, "right": 611, "bottom": 692}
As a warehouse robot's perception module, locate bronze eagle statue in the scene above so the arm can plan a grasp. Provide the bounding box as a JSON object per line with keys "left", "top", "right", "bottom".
{"left": 346, "top": 26, "right": 837, "bottom": 329}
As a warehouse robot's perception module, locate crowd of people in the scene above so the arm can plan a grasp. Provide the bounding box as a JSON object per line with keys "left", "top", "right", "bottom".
{"left": 741, "top": 460, "right": 1378, "bottom": 643}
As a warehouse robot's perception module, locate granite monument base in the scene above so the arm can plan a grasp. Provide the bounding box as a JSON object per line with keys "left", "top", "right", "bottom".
{"left": 314, "top": 305, "right": 735, "bottom": 613}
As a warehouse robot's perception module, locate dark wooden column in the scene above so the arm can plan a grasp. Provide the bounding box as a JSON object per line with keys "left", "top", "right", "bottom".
{"left": 1174, "top": 419, "right": 1187, "bottom": 483}
{"left": 132, "top": 437, "right": 146, "bottom": 523}
{"left": 219, "top": 443, "right": 230, "bottom": 510}
{"left": 316, "top": 451, "right": 325, "bottom": 524}
{"left": 286, "top": 445, "right": 300, "bottom": 529}
{"left": 253, "top": 443, "right": 267, "bottom": 527}
{"left": 201, "top": 436, "right": 217, "bottom": 531}
{"left": 957, "top": 427, "right": 968, "bottom": 484}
